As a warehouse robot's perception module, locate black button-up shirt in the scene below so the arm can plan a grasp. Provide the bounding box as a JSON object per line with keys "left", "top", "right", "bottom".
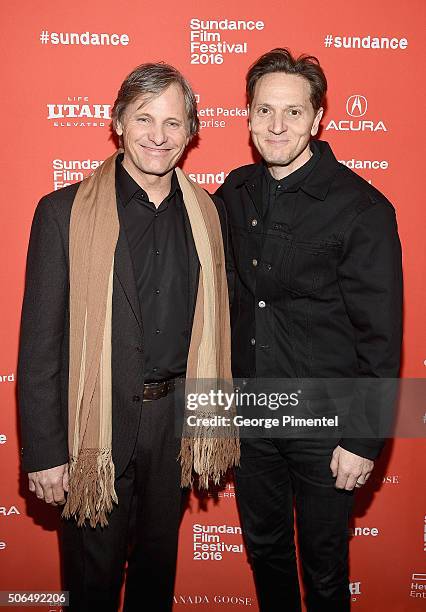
{"left": 262, "top": 141, "right": 321, "bottom": 220}
{"left": 116, "top": 157, "right": 194, "bottom": 382}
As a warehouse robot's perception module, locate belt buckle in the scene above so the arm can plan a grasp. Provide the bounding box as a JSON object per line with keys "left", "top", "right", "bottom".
{"left": 143, "top": 379, "right": 170, "bottom": 402}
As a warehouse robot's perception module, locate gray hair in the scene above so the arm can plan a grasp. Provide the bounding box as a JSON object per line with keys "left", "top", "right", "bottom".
{"left": 112, "top": 62, "right": 199, "bottom": 138}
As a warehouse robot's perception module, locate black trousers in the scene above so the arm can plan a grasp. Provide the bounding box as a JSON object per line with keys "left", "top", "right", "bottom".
{"left": 235, "top": 438, "right": 354, "bottom": 612}
{"left": 61, "top": 391, "right": 185, "bottom": 612}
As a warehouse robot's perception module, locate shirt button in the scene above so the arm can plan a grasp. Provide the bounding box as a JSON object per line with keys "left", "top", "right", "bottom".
{"left": 132, "top": 395, "right": 141, "bottom": 402}
{"left": 155, "top": 289, "right": 160, "bottom": 295}
{"left": 155, "top": 329, "right": 161, "bottom": 334}
{"left": 155, "top": 249, "right": 160, "bottom": 255}
{"left": 250, "top": 338, "right": 256, "bottom": 346}
{"left": 155, "top": 212, "right": 159, "bottom": 218}
{"left": 251, "top": 219, "right": 258, "bottom": 227}
{"left": 258, "top": 300, "right": 266, "bottom": 308}
{"left": 252, "top": 258, "right": 258, "bottom": 267}
{"left": 277, "top": 185, "right": 281, "bottom": 190}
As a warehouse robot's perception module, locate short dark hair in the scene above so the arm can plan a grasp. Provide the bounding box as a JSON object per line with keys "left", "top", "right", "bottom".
{"left": 246, "top": 48, "right": 327, "bottom": 112}
{"left": 112, "top": 62, "right": 199, "bottom": 138}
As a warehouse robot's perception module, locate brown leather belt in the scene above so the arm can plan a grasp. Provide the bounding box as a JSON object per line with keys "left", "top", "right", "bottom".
{"left": 142, "top": 376, "right": 184, "bottom": 402}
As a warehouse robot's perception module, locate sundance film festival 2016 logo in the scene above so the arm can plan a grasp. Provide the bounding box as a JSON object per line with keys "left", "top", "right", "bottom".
{"left": 339, "top": 158, "right": 389, "bottom": 171}
{"left": 326, "top": 94, "right": 387, "bottom": 132}
{"left": 188, "top": 170, "right": 229, "bottom": 188}
{"left": 52, "top": 159, "right": 104, "bottom": 190}
{"left": 47, "top": 97, "right": 111, "bottom": 127}
{"left": 193, "top": 524, "right": 243, "bottom": 561}
{"left": 349, "top": 526, "right": 380, "bottom": 537}
{"left": 189, "top": 18, "right": 265, "bottom": 65}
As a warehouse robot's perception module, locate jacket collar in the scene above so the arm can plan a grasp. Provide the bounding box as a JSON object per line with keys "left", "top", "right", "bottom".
{"left": 236, "top": 140, "right": 341, "bottom": 202}
{"left": 115, "top": 153, "right": 181, "bottom": 207}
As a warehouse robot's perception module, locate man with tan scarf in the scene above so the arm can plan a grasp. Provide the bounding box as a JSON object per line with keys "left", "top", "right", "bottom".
{"left": 18, "top": 63, "right": 238, "bottom": 611}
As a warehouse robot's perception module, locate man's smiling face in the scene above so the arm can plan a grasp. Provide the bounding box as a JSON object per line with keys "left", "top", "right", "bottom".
{"left": 116, "top": 83, "right": 190, "bottom": 182}
{"left": 249, "top": 72, "right": 323, "bottom": 178}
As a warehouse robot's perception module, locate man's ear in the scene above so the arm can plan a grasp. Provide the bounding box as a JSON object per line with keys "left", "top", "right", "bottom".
{"left": 248, "top": 107, "right": 252, "bottom": 132}
{"left": 311, "top": 107, "right": 324, "bottom": 137}
{"left": 115, "top": 120, "right": 123, "bottom": 137}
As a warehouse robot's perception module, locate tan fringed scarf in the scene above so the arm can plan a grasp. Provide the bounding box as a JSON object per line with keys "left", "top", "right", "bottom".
{"left": 62, "top": 151, "right": 239, "bottom": 528}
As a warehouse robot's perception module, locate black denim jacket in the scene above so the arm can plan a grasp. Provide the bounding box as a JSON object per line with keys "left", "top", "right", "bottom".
{"left": 216, "top": 140, "right": 403, "bottom": 459}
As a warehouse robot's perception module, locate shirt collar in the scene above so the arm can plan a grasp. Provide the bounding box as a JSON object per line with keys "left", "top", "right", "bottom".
{"left": 239, "top": 140, "right": 341, "bottom": 201}
{"left": 262, "top": 141, "right": 320, "bottom": 193}
{"left": 115, "top": 153, "right": 181, "bottom": 207}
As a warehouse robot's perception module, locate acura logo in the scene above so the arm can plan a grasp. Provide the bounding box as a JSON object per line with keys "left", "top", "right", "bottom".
{"left": 346, "top": 95, "right": 368, "bottom": 117}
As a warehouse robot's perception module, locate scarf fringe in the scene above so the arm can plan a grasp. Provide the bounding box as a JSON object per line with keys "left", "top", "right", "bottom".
{"left": 180, "top": 434, "right": 240, "bottom": 489}
{"left": 62, "top": 448, "right": 118, "bottom": 528}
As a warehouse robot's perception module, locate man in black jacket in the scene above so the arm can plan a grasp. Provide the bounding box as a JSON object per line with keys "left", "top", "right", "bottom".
{"left": 216, "top": 48, "right": 402, "bottom": 611}
{"left": 18, "top": 63, "right": 231, "bottom": 612}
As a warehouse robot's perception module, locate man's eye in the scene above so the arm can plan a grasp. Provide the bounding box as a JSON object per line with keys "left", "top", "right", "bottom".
{"left": 137, "top": 117, "right": 149, "bottom": 123}
{"left": 168, "top": 122, "right": 179, "bottom": 128}
{"left": 288, "top": 109, "right": 301, "bottom": 117}
{"left": 258, "top": 107, "right": 270, "bottom": 115}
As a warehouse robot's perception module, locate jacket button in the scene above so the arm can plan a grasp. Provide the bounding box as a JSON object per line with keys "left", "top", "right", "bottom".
{"left": 252, "top": 258, "right": 258, "bottom": 267}
{"left": 258, "top": 300, "right": 266, "bottom": 308}
{"left": 133, "top": 395, "right": 141, "bottom": 402}
{"left": 251, "top": 219, "right": 258, "bottom": 227}
{"left": 250, "top": 338, "right": 256, "bottom": 346}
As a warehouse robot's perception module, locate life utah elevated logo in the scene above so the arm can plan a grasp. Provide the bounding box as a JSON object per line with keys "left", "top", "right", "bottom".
{"left": 46, "top": 96, "right": 111, "bottom": 127}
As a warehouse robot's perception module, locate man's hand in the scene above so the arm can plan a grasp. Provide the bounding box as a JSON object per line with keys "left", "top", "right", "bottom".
{"left": 28, "top": 463, "right": 69, "bottom": 506}
{"left": 330, "top": 446, "right": 374, "bottom": 491}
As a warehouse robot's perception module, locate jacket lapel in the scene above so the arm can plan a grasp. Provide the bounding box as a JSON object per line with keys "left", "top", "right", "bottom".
{"left": 182, "top": 206, "right": 200, "bottom": 331}
{"left": 114, "top": 202, "right": 143, "bottom": 332}
{"left": 243, "top": 166, "right": 264, "bottom": 218}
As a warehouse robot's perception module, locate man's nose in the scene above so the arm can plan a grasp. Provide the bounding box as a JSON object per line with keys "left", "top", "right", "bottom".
{"left": 148, "top": 123, "right": 167, "bottom": 145}
{"left": 269, "top": 113, "right": 288, "bottom": 135}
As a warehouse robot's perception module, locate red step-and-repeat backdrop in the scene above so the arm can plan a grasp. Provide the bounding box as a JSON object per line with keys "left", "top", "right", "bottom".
{"left": 0, "top": 0, "right": 425, "bottom": 610}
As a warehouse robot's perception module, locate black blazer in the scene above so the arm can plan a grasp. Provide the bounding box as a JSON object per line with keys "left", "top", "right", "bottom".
{"left": 17, "top": 180, "right": 228, "bottom": 476}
